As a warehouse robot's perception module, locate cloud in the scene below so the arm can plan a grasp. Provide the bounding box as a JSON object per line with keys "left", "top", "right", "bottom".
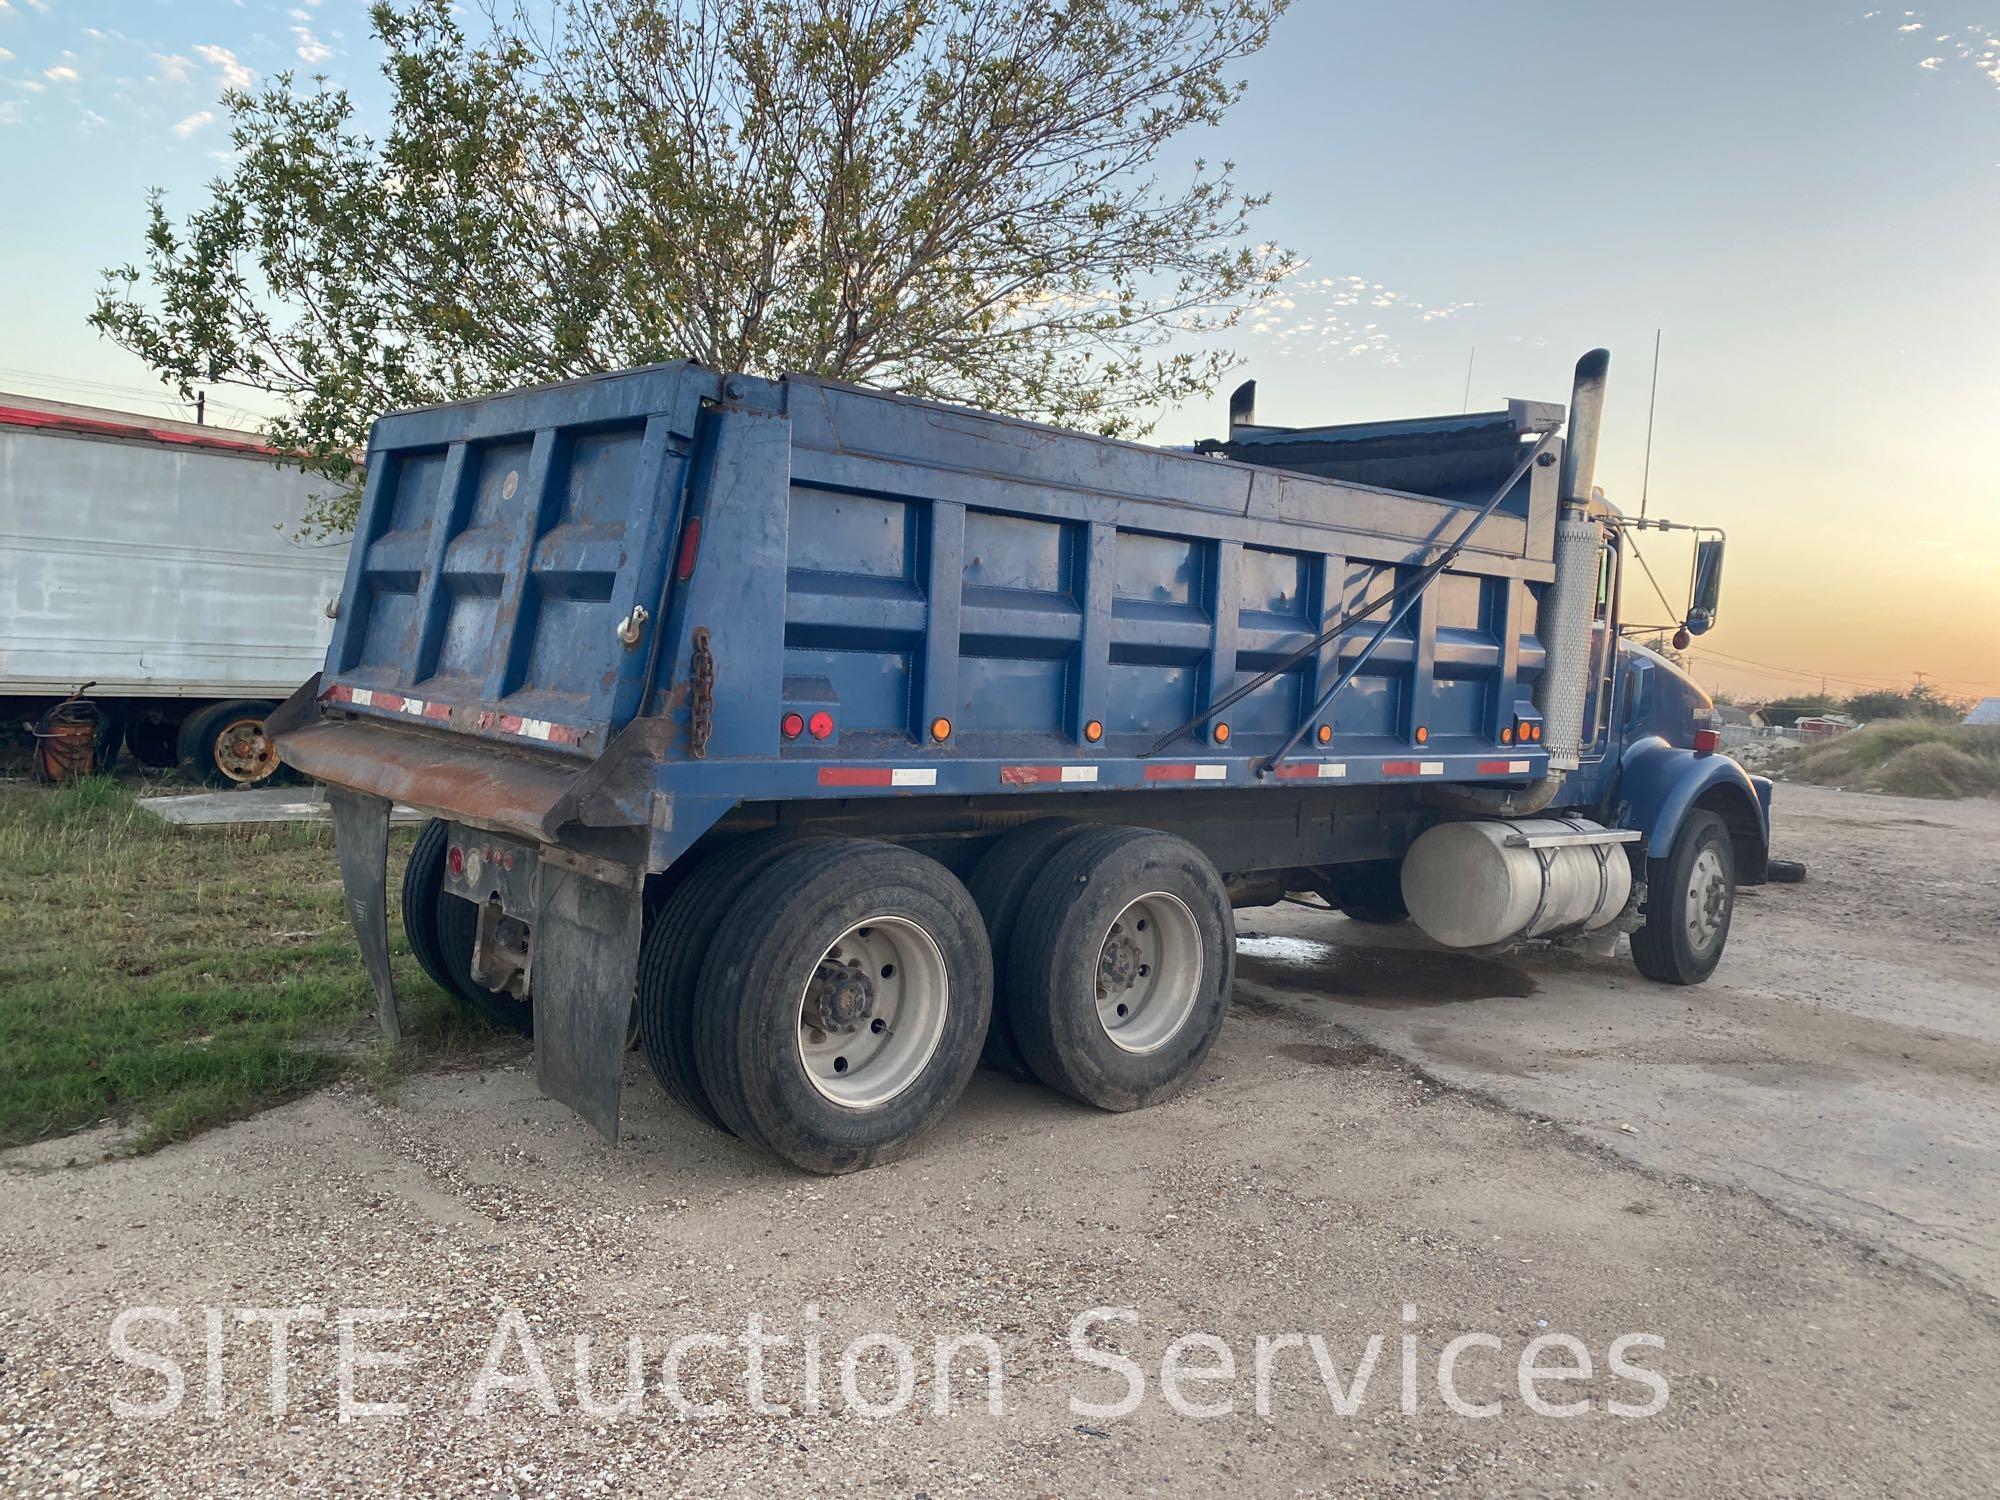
{"left": 1232, "top": 268, "right": 1477, "bottom": 368}
{"left": 43, "top": 65, "right": 79, "bottom": 83}
{"left": 0, "top": 100, "right": 20, "bottom": 127}
{"left": 175, "top": 108, "right": 215, "bottom": 138}
{"left": 1874, "top": 5, "right": 2000, "bottom": 94}
{"left": 153, "top": 53, "right": 193, "bottom": 86}
{"left": 193, "top": 44, "right": 254, "bottom": 89}
{"left": 292, "top": 24, "right": 333, "bottom": 65}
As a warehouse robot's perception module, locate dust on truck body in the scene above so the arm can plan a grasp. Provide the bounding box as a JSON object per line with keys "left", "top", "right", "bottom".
{"left": 274, "top": 349, "right": 1770, "bottom": 1173}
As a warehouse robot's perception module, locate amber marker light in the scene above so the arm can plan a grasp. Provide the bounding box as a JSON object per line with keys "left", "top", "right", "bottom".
{"left": 1084, "top": 720, "right": 1104, "bottom": 743}
{"left": 1316, "top": 724, "right": 1333, "bottom": 745}
{"left": 930, "top": 716, "right": 952, "bottom": 742}
{"left": 1414, "top": 726, "right": 1429, "bottom": 745}
{"left": 1213, "top": 723, "right": 1231, "bottom": 745}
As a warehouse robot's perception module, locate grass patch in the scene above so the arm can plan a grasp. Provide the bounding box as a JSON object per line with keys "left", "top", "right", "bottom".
{"left": 0, "top": 776, "right": 494, "bottom": 1153}
{"left": 1772, "top": 722, "right": 2000, "bottom": 799}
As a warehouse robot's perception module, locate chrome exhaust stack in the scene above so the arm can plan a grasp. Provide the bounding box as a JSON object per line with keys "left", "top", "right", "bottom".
{"left": 1537, "top": 349, "right": 1610, "bottom": 774}
{"left": 1420, "top": 349, "right": 1609, "bottom": 818}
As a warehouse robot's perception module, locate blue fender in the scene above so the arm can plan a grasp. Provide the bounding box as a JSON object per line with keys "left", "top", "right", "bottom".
{"left": 1615, "top": 736, "right": 1772, "bottom": 878}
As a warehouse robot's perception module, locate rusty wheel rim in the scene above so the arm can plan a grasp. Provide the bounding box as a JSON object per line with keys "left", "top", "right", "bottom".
{"left": 213, "top": 717, "right": 278, "bottom": 784}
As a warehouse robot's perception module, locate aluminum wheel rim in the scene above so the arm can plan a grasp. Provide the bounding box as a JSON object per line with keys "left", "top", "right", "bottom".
{"left": 795, "top": 916, "right": 948, "bottom": 1109}
{"left": 1096, "top": 891, "right": 1203, "bottom": 1055}
{"left": 214, "top": 718, "right": 278, "bottom": 784}
{"left": 1686, "top": 846, "right": 1729, "bottom": 955}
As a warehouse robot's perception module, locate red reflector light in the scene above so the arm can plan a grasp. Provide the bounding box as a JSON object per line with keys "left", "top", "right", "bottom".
{"left": 674, "top": 517, "right": 703, "bottom": 582}
{"left": 447, "top": 844, "right": 464, "bottom": 876}
{"left": 781, "top": 712, "right": 805, "bottom": 740}
{"left": 1693, "top": 728, "right": 1721, "bottom": 755}
{"left": 808, "top": 710, "right": 835, "bottom": 740}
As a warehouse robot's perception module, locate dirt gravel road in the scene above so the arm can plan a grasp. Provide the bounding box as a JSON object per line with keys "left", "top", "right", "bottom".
{"left": 4, "top": 784, "right": 1998, "bottom": 1497}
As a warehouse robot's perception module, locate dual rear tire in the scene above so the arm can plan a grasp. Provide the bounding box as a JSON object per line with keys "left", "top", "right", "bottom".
{"left": 405, "top": 817, "right": 1236, "bottom": 1174}
{"left": 637, "top": 823, "right": 1235, "bottom": 1172}
{"left": 998, "top": 826, "right": 1234, "bottom": 1112}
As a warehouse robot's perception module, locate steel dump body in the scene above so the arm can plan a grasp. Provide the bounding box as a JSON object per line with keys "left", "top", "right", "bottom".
{"left": 285, "top": 362, "right": 1564, "bottom": 869}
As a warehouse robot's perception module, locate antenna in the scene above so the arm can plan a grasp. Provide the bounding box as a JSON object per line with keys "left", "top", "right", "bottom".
{"left": 1460, "top": 346, "right": 1475, "bottom": 413}
{"left": 1638, "top": 328, "right": 1661, "bottom": 521}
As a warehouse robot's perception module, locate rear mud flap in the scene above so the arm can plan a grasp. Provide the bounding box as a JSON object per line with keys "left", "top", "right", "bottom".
{"left": 532, "top": 869, "right": 645, "bottom": 1145}
{"left": 327, "top": 785, "right": 402, "bottom": 1039}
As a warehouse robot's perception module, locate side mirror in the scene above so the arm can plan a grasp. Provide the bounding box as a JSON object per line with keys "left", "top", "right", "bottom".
{"left": 1685, "top": 538, "right": 1725, "bottom": 636}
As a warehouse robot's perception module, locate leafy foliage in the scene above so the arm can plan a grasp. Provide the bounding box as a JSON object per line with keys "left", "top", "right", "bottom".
{"left": 93, "top": 0, "right": 1295, "bottom": 536}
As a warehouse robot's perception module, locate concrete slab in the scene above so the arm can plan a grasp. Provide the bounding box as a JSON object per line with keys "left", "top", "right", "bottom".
{"left": 136, "top": 786, "right": 425, "bottom": 826}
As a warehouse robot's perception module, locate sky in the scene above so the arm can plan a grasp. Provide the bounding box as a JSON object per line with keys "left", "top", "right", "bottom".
{"left": 1, "top": 0, "right": 1996, "bottom": 703}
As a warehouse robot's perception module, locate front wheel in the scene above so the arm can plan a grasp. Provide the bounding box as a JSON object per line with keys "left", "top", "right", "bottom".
{"left": 1631, "top": 810, "right": 1735, "bottom": 985}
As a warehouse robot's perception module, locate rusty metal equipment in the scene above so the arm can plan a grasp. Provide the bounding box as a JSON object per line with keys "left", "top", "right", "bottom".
{"left": 28, "top": 685, "right": 108, "bottom": 783}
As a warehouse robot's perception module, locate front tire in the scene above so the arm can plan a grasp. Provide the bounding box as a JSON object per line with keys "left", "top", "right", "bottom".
{"left": 1631, "top": 809, "right": 1735, "bottom": 985}
{"left": 1006, "top": 826, "right": 1234, "bottom": 1112}
{"left": 693, "top": 840, "right": 992, "bottom": 1174}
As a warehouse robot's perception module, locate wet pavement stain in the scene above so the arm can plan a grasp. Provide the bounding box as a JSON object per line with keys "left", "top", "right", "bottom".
{"left": 1234, "top": 933, "right": 1537, "bottom": 1008}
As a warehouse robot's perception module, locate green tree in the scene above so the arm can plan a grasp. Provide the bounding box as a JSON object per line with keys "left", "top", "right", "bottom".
{"left": 92, "top": 0, "right": 1295, "bottom": 537}
{"left": 1842, "top": 684, "right": 1963, "bottom": 723}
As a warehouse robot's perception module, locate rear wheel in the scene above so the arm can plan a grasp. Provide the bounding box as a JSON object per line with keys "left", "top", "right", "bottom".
{"left": 636, "top": 830, "right": 823, "bottom": 1134}
{"left": 177, "top": 699, "right": 283, "bottom": 787}
{"left": 965, "top": 819, "right": 1094, "bottom": 1079}
{"left": 1631, "top": 810, "right": 1735, "bottom": 985}
{"left": 1006, "top": 826, "right": 1234, "bottom": 1112}
{"left": 693, "top": 840, "right": 991, "bottom": 1173}
{"left": 125, "top": 712, "right": 182, "bottom": 769}
{"left": 400, "top": 819, "right": 461, "bottom": 999}
{"left": 436, "top": 886, "right": 535, "bottom": 1034}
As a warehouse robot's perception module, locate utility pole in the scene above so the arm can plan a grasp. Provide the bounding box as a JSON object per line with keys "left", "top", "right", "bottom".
{"left": 1460, "top": 347, "right": 1475, "bottom": 414}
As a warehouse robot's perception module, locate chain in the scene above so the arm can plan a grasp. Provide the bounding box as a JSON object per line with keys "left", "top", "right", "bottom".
{"left": 690, "top": 626, "right": 715, "bottom": 758}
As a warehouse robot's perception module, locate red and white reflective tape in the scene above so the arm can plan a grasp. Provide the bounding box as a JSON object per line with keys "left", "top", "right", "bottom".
{"left": 323, "top": 682, "right": 451, "bottom": 722}
{"left": 479, "top": 711, "right": 583, "bottom": 746}
{"left": 817, "top": 767, "right": 938, "bottom": 788}
{"left": 1383, "top": 759, "right": 1446, "bottom": 777}
{"left": 1477, "top": 759, "right": 1532, "bottom": 775}
{"left": 1271, "top": 761, "right": 1349, "bottom": 781}
{"left": 1000, "top": 764, "right": 1100, "bottom": 785}
{"left": 1144, "top": 763, "right": 1228, "bottom": 783}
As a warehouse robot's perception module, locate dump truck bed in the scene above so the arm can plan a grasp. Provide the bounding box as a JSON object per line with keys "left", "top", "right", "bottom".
{"left": 283, "top": 362, "right": 1562, "bottom": 869}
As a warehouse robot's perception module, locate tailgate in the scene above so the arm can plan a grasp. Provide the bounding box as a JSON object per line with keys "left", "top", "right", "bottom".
{"left": 320, "top": 363, "right": 716, "bottom": 757}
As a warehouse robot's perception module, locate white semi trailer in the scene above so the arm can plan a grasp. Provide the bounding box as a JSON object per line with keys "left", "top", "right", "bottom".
{"left": 0, "top": 392, "right": 349, "bottom": 784}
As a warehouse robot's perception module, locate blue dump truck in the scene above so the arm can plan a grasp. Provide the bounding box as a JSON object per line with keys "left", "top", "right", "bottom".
{"left": 270, "top": 349, "right": 1770, "bottom": 1173}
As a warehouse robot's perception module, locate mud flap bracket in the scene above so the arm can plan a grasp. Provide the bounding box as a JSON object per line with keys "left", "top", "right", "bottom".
{"left": 531, "top": 866, "right": 645, "bottom": 1144}
{"left": 327, "top": 784, "right": 402, "bottom": 1039}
